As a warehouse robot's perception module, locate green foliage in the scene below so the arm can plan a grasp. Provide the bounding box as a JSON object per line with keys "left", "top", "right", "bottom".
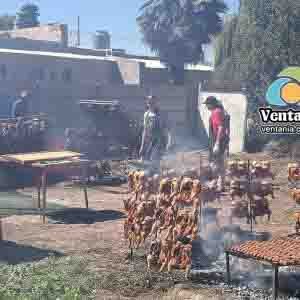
{"left": 0, "top": 256, "right": 97, "bottom": 299}
{"left": 0, "top": 15, "right": 15, "bottom": 31}
{"left": 214, "top": 0, "right": 300, "bottom": 112}
{"left": 16, "top": 3, "right": 40, "bottom": 29}
{"left": 213, "top": 0, "right": 300, "bottom": 151}
{"left": 137, "top": 0, "right": 228, "bottom": 84}
{"left": 214, "top": 15, "right": 238, "bottom": 67}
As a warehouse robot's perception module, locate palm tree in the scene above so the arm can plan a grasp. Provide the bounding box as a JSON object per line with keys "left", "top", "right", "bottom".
{"left": 137, "top": 0, "right": 227, "bottom": 84}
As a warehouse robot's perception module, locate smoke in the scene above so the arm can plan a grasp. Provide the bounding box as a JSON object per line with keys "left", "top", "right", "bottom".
{"left": 161, "top": 147, "right": 209, "bottom": 177}
{"left": 171, "top": 135, "right": 205, "bottom": 152}
{"left": 159, "top": 148, "right": 300, "bottom": 297}
{"left": 191, "top": 209, "right": 300, "bottom": 297}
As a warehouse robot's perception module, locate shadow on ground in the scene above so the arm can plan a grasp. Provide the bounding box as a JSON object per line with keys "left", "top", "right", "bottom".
{"left": 102, "top": 188, "right": 126, "bottom": 195}
{"left": 0, "top": 241, "right": 63, "bottom": 264}
{"left": 0, "top": 191, "right": 65, "bottom": 217}
{"left": 46, "top": 208, "right": 125, "bottom": 224}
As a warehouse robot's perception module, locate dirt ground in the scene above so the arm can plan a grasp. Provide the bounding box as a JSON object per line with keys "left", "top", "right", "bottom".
{"left": 0, "top": 151, "right": 298, "bottom": 299}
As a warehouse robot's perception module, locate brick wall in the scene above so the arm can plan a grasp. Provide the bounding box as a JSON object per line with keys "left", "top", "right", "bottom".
{"left": 0, "top": 49, "right": 213, "bottom": 150}
{"left": 141, "top": 68, "right": 213, "bottom": 85}
{"left": 0, "top": 24, "right": 68, "bottom": 47}
{"left": 0, "top": 50, "right": 195, "bottom": 142}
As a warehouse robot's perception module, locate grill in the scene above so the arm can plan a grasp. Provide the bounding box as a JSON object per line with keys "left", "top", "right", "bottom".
{"left": 79, "top": 100, "right": 121, "bottom": 111}
{"left": 225, "top": 234, "right": 300, "bottom": 300}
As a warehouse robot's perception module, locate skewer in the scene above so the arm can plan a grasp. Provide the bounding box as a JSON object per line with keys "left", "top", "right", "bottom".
{"left": 199, "top": 152, "right": 202, "bottom": 178}
{"left": 0, "top": 218, "right": 3, "bottom": 241}
{"left": 225, "top": 252, "right": 231, "bottom": 284}
{"left": 272, "top": 265, "right": 279, "bottom": 300}
{"left": 247, "top": 160, "right": 253, "bottom": 232}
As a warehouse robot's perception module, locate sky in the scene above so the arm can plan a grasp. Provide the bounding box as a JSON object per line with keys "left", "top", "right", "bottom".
{"left": 1, "top": 0, "right": 239, "bottom": 58}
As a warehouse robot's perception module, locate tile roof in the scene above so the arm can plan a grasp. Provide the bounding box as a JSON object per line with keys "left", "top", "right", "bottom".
{"left": 228, "top": 235, "right": 300, "bottom": 266}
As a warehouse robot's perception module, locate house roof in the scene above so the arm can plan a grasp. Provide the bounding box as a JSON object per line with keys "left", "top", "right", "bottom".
{"left": 0, "top": 48, "right": 115, "bottom": 61}
{"left": 0, "top": 48, "right": 214, "bottom": 71}
{"left": 127, "top": 57, "right": 214, "bottom": 71}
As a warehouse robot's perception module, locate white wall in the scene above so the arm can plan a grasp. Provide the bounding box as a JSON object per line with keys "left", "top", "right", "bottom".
{"left": 198, "top": 91, "right": 247, "bottom": 153}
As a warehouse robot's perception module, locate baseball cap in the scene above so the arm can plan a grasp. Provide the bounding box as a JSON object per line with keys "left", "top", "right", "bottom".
{"left": 203, "top": 96, "right": 218, "bottom": 105}
{"left": 146, "top": 95, "right": 157, "bottom": 101}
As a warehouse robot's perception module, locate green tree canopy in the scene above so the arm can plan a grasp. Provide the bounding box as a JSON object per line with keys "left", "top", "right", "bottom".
{"left": 214, "top": 0, "right": 300, "bottom": 111}
{"left": 16, "top": 3, "right": 40, "bottom": 29}
{"left": 137, "top": 0, "right": 227, "bottom": 84}
{"left": 0, "top": 15, "right": 15, "bottom": 31}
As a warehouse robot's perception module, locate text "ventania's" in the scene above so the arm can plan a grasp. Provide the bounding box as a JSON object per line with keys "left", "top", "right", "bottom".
{"left": 259, "top": 108, "right": 300, "bottom": 123}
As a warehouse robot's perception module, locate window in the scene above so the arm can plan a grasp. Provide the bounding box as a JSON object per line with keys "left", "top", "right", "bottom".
{"left": 29, "top": 69, "right": 36, "bottom": 81}
{"left": 29, "top": 68, "right": 45, "bottom": 81}
{"left": 62, "top": 68, "right": 72, "bottom": 83}
{"left": 38, "top": 68, "right": 45, "bottom": 80}
{"left": 0, "top": 64, "right": 7, "bottom": 79}
{"left": 50, "top": 71, "right": 56, "bottom": 81}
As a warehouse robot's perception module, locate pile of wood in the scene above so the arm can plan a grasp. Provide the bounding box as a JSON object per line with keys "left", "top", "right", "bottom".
{"left": 228, "top": 236, "right": 300, "bottom": 266}
{"left": 123, "top": 170, "right": 202, "bottom": 278}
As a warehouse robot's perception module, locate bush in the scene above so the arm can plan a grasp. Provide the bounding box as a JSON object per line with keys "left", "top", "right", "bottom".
{"left": 0, "top": 256, "right": 97, "bottom": 299}
{"left": 264, "top": 137, "right": 300, "bottom": 159}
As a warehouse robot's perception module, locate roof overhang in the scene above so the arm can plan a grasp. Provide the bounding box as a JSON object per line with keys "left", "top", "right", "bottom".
{"left": 125, "top": 57, "right": 214, "bottom": 71}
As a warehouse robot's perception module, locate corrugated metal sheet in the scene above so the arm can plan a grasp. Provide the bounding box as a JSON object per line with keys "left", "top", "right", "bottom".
{"left": 0, "top": 48, "right": 115, "bottom": 61}
{"left": 0, "top": 48, "right": 213, "bottom": 72}
{"left": 128, "top": 58, "right": 214, "bottom": 71}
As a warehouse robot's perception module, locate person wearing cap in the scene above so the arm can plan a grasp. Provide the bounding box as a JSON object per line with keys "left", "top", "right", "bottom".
{"left": 11, "top": 90, "right": 30, "bottom": 118}
{"left": 139, "top": 95, "right": 170, "bottom": 172}
{"left": 203, "top": 96, "right": 230, "bottom": 192}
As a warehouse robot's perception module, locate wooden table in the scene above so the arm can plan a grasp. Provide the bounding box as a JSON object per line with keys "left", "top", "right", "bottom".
{"left": 0, "top": 151, "right": 91, "bottom": 224}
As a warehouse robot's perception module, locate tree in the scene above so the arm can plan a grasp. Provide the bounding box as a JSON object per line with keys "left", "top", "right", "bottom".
{"left": 214, "top": 0, "right": 300, "bottom": 110}
{"left": 137, "top": 0, "right": 227, "bottom": 84}
{"left": 214, "top": 0, "right": 300, "bottom": 151}
{"left": 0, "top": 15, "right": 15, "bottom": 31}
{"left": 214, "top": 14, "right": 238, "bottom": 76}
{"left": 16, "top": 3, "right": 40, "bottom": 29}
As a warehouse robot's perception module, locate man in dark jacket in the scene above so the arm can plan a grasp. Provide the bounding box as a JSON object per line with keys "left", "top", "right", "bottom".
{"left": 203, "top": 96, "right": 230, "bottom": 192}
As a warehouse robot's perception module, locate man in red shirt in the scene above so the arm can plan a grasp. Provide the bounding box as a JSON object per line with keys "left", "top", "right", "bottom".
{"left": 203, "top": 96, "right": 230, "bottom": 192}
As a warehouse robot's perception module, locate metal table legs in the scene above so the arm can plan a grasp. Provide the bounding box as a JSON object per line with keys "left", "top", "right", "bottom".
{"left": 41, "top": 169, "right": 47, "bottom": 224}
{"left": 272, "top": 265, "right": 279, "bottom": 300}
{"left": 37, "top": 163, "right": 89, "bottom": 224}
{"left": 225, "top": 252, "right": 231, "bottom": 284}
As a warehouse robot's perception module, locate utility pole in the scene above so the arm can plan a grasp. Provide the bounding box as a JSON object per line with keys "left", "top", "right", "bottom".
{"left": 77, "top": 16, "right": 80, "bottom": 46}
